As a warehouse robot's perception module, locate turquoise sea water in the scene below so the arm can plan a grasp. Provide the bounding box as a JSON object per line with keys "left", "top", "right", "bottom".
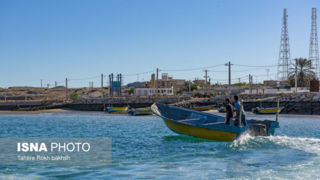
{"left": 0, "top": 112, "right": 320, "bottom": 179}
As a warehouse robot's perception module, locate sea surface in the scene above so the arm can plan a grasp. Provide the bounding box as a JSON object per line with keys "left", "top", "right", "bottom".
{"left": 0, "top": 112, "right": 320, "bottom": 179}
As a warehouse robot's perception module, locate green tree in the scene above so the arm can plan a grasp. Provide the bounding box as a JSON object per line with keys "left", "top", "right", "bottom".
{"left": 288, "top": 58, "right": 316, "bottom": 87}
{"left": 128, "top": 87, "right": 135, "bottom": 95}
{"left": 233, "top": 82, "right": 249, "bottom": 87}
{"left": 183, "top": 82, "right": 197, "bottom": 92}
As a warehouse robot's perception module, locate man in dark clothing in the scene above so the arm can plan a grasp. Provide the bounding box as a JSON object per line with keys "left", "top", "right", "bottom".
{"left": 224, "top": 98, "right": 233, "bottom": 125}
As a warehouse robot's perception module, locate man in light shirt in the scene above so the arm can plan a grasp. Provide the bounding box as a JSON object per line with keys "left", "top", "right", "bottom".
{"left": 234, "top": 95, "right": 247, "bottom": 126}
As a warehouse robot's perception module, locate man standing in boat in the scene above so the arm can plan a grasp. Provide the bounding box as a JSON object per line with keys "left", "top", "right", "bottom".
{"left": 224, "top": 98, "right": 233, "bottom": 125}
{"left": 234, "top": 95, "right": 247, "bottom": 126}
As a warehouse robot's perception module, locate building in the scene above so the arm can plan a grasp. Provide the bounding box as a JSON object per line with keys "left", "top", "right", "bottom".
{"left": 135, "top": 87, "right": 174, "bottom": 96}
{"left": 127, "top": 82, "right": 146, "bottom": 88}
{"left": 157, "top": 73, "right": 185, "bottom": 93}
{"left": 263, "top": 80, "right": 289, "bottom": 87}
{"left": 193, "top": 79, "right": 206, "bottom": 87}
{"left": 242, "top": 88, "right": 309, "bottom": 94}
{"left": 150, "top": 73, "right": 156, "bottom": 88}
{"left": 145, "top": 73, "right": 185, "bottom": 94}
{"left": 157, "top": 73, "right": 185, "bottom": 89}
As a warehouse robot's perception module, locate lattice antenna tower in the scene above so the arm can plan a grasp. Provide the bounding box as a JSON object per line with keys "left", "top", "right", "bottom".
{"left": 309, "top": 8, "right": 319, "bottom": 79}
{"left": 277, "top": 8, "right": 290, "bottom": 80}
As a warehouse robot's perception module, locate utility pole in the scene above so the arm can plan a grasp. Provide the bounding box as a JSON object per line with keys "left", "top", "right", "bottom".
{"left": 204, "top": 70, "right": 208, "bottom": 85}
{"left": 40, "top": 79, "right": 43, "bottom": 88}
{"left": 189, "top": 81, "right": 191, "bottom": 92}
{"left": 101, "top": 73, "right": 104, "bottom": 92}
{"left": 55, "top": 81, "right": 57, "bottom": 87}
{"left": 101, "top": 73, "right": 105, "bottom": 109}
{"left": 204, "top": 69, "right": 208, "bottom": 90}
{"left": 295, "top": 61, "right": 298, "bottom": 92}
{"left": 119, "top": 73, "right": 122, "bottom": 97}
{"left": 204, "top": 69, "right": 209, "bottom": 91}
{"left": 225, "top": 61, "right": 232, "bottom": 94}
{"left": 156, "top": 68, "right": 159, "bottom": 96}
{"left": 65, "top": 78, "right": 68, "bottom": 102}
{"left": 238, "top": 78, "right": 241, "bottom": 83}
{"left": 249, "top": 74, "right": 253, "bottom": 94}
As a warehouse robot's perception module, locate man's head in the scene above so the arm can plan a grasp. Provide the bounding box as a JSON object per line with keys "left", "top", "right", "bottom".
{"left": 234, "top": 95, "right": 239, "bottom": 101}
{"left": 225, "top": 98, "right": 230, "bottom": 104}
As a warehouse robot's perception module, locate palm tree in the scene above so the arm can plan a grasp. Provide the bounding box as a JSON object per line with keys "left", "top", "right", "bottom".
{"left": 288, "top": 58, "right": 316, "bottom": 87}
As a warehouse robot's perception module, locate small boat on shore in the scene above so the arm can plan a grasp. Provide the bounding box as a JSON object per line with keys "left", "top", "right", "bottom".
{"left": 128, "top": 107, "right": 153, "bottom": 116}
{"left": 218, "top": 106, "right": 235, "bottom": 113}
{"left": 249, "top": 96, "right": 284, "bottom": 115}
{"left": 151, "top": 103, "right": 279, "bottom": 142}
{"left": 105, "top": 106, "right": 128, "bottom": 113}
{"left": 218, "top": 107, "right": 226, "bottom": 113}
{"left": 192, "top": 105, "right": 215, "bottom": 111}
{"left": 252, "top": 106, "right": 284, "bottom": 114}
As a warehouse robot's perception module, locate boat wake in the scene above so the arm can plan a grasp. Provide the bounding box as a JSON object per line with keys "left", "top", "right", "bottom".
{"left": 230, "top": 133, "right": 320, "bottom": 155}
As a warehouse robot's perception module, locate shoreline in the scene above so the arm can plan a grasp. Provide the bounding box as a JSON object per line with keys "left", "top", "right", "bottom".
{"left": 0, "top": 108, "right": 320, "bottom": 117}
{"left": 0, "top": 108, "right": 78, "bottom": 114}
{"left": 0, "top": 108, "right": 151, "bottom": 116}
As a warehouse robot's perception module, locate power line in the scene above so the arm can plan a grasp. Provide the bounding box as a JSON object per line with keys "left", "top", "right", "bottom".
{"left": 69, "top": 75, "right": 100, "bottom": 81}
{"left": 161, "top": 64, "right": 225, "bottom": 72}
{"left": 233, "top": 64, "right": 278, "bottom": 68}
{"left": 122, "top": 70, "right": 154, "bottom": 77}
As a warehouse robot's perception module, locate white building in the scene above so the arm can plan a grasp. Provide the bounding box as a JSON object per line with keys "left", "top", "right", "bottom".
{"left": 135, "top": 87, "right": 174, "bottom": 96}
{"left": 242, "top": 88, "right": 309, "bottom": 95}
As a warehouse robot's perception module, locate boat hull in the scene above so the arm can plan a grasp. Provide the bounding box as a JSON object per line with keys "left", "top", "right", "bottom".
{"left": 151, "top": 103, "right": 279, "bottom": 142}
{"left": 128, "top": 108, "right": 153, "bottom": 116}
{"left": 193, "top": 105, "right": 214, "bottom": 111}
{"left": 163, "top": 118, "right": 237, "bottom": 141}
{"left": 253, "top": 107, "right": 284, "bottom": 114}
{"left": 106, "top": 107, "right": 128, "bottom": 113}
{"left": 134, "top": 109, "right": 152, "bottom": 116}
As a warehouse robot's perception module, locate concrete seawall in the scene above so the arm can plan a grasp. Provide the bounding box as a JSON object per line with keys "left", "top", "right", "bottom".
{"left": 0, "top": 96, "right": 191, "bottom": 111}
{"left": 243, "top": 101, "right": 320, "bottom": 115}
{"left": 1, "top": 94, "right": 320, "bottom": 115}
{"left": 173, "top": 93, "right": 320, "bottom": 115}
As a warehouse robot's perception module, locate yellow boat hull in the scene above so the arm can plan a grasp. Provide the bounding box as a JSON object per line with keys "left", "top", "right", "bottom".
{"left": 193, "top": 106, "right": 214, "bottom": 111}
{"left": 111, "top": 107, "right": 128, "bottom": 111}
{"left": 163, "top": 118, "right": 237, "bottom": 142}
{"left": 152, "top": 104, "right": 279, "bottom": 142}
{"left": 106, "top": 107, "right": 128, "bottom": 113}
{"left": 254, "top": 107, "right": 284, "bottom": 114}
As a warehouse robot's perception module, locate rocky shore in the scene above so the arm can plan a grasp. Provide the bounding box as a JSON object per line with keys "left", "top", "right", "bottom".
{"left": 0, "top": 96, "right": 191, "bottom": 111}
{"left": 240, "top": 93, "right": 320, "bottom": 115}
{"left": 174, "top": 93, "right": 320, "bottom": 115}
{"left": 1, "top": 93, "right": 320, "bottom": 115}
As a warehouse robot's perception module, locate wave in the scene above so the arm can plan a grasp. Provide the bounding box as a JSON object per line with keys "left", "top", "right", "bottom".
{"left": 0, "top": 174, "right": 42, "bottom": 180}
{"left": 231, "top": 134, "right": 320, "bottom": 155}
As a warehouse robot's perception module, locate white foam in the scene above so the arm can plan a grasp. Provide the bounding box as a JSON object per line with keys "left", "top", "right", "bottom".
{"left": 230, "top": 134, "right": 320, "bottom": 156}
{"left": 267, "top": 136, "right": 320, "bottom": 155}
{"left": 230, "top": 132, "right": 255, "bottom": 148}
{"left": 0, "top": 174, "right": 42, "bottom": 180}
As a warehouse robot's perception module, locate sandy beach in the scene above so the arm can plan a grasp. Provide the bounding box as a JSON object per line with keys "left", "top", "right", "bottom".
{"left": 0, "top": 108, "right": 77, "bottom": 114}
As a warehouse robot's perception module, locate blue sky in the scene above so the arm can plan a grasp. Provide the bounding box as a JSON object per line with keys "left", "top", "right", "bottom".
{"left": 0, "top": 0, "right": 319, "bottom": 87}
